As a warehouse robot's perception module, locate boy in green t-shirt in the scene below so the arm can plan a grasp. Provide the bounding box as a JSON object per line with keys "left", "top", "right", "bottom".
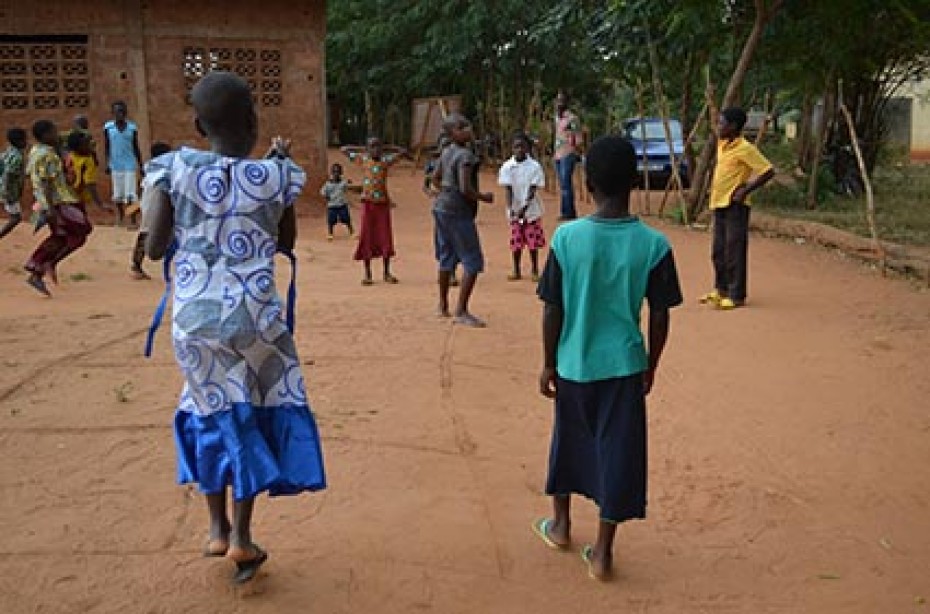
{"left": 534, "top": 135, "right": 683, "bottom": 581}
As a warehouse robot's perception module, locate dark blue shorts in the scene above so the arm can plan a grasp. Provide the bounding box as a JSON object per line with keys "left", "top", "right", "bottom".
{"left": 433, "top": 209, "right": 484, "bottom": 274}
{"left": 327, "top": 205, "right": 351, "bottom": 227}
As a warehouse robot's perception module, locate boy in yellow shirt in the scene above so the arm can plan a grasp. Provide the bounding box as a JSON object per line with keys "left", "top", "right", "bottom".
{"left": 700, "top": 107, "right": 774, "bottom": 310}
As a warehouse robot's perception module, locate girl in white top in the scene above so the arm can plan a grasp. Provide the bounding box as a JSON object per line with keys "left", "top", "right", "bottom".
{"left": 498, "top": 133, "right": 546, "bottom": 281}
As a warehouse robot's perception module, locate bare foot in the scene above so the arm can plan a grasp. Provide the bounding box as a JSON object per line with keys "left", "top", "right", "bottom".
{"left": 203, "top": 537, "right": 229, "bottom": 557}
{"left": 383, "top": 274, "right": 399, "bottom": 284}
{"left": 131, "top": 268, "right": 151, "bottom": 281}
{"left": 507, "top": 272, "right": 521, "bottom": 281}
{"left": 454, "top": 312, "right": 486, "bottom": 328}
{"left": 437, "top": 307, "right": 451, "bottom": 318}
{"left": 361, "top": 278, "right": 374, "bottom": 286}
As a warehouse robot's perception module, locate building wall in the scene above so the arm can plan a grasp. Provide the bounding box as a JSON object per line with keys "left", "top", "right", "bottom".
{"left": 0, "top": 0, "right": 327, "bottom": 205}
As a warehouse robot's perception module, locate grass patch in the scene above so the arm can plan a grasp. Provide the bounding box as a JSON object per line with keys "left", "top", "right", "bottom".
{"left": 755, "top": 163, "right": 930, "bottom": 247}
{"left": 69, "top": 272, "right": 93, "bottom": 282}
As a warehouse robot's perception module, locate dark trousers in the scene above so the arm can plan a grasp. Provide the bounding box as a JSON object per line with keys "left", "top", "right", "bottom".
{"left": 712, "top": 203, "right": 750, "bottom": 301}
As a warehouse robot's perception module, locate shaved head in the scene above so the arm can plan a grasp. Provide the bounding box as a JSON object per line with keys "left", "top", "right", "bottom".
{"left": 191, "top": 71, "right": 257, "bottom": 151}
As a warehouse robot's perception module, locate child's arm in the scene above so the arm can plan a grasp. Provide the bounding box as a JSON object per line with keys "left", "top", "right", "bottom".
{"left": 339, "top": 145, "right": 364, "bottom": 161}
{"left": 132, "top": 130, "right": 144, "bottom": 174}
{"left": 458, "top": 161, "right": 493, "bottom": 204}
{"left": 643, "top": 249, "right": 684, "bottom": 394}
{"left": 277, "top": 205, "right": 296, "bottom": 253}
{"left": 145, "top": 190, "right": 174, "bottom": 260}
{"left": 644, "top": 309, "right": 670, "bottom": 395}
{"left": 103, "top": 128, "right": 111, "bottom": 175}
{"left": 537, "top": 250, "right": 564, "bottom": 398}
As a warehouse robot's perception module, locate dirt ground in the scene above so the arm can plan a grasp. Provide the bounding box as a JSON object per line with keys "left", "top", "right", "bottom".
{"left": 0, "top": 158, "right": 928, "bottom": 614}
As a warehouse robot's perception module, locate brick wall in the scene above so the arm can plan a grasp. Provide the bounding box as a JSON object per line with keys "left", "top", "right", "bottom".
{"left": 0, "top": 0, "right": 327, "bottom": 211}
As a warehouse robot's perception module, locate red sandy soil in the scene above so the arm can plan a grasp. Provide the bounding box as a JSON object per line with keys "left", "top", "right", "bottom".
{"left": 0, "top": 157, "right": 928, "bottom": 613}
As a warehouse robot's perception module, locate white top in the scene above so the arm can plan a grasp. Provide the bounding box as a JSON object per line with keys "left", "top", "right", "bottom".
{"left": 497, "top": 155, "right": 545, "bottom": 222}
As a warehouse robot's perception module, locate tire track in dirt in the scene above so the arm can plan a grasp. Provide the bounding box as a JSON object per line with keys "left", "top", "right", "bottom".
{"left": 438, "top": 324, "right": 512, "bottom": 579}
{"left": 0, "top": 326, "right": 148, "bottom": 404}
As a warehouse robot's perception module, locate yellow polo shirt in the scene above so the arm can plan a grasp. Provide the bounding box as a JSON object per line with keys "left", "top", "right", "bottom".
{"left": 710, "top": 137, "right": 773, "bottom": 209}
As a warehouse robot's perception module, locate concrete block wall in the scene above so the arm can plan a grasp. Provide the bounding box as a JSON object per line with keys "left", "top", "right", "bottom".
{"left": 0, "top": 0, "right": 327, "bottom": 210}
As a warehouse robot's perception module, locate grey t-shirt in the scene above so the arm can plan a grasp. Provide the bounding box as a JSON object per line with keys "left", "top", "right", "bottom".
{"left": 433, "top": 144, "right": 479, "bottom": 217}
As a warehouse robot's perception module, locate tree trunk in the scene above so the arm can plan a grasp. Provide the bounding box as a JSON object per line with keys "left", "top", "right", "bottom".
{"left": 680, "top": 51, "right": 698, "bottom": 182}
{"left": 796, "top": 92, "right": 814, "bottom": 172}
{"left": 688, "top": 0, "right": 785, "bottom": 219}
{"left": 806, "top": 79, "right": 834, "bottom": 209}
{"left": 839, "top": 87, "right": 885, "bottom": 270}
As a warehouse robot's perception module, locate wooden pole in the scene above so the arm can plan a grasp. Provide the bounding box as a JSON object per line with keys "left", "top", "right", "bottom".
{"left": 636, "top": 78, "right": 651, "bottom": 214}
{"left": 838, "top": 82, "right": 886, "bottom": 274}
{"left": 643, "top": 13, "right": 687, "bottom": 223}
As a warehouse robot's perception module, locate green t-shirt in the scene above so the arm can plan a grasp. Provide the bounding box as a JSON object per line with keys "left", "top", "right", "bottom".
{"left": 537, "top": 216, "right": 682, "bottom": 383}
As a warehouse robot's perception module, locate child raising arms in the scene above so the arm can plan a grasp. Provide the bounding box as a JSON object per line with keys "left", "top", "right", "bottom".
{"left": 320, "top": 162, "right": 353, "bottom": 240}
{"left": 145, "top": 72, "right": 326, "bottom": 584}
{"left": 341, "top": 138, "right": 406, "bottom": 285}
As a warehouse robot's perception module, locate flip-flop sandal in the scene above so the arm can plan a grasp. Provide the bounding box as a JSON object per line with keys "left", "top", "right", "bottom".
{"left": 203, "top": 538, "right": 229, "bottom": 558}
{"left": 231, "top": 545, "right": 268, "bottom": 585}
{"left": 580, "top": 544, "right": 610, "bottom": 581}
{"left": 532, "top": 517, "right": 569, "bottom": 551}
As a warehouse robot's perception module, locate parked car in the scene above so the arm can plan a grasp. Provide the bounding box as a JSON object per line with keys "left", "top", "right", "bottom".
{"left": 621, "top": 117, "right": 689, "bottom": 188}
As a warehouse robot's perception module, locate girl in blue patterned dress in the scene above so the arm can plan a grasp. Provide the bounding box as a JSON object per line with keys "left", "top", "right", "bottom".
{"left": 145, "top": 72, "right": 326, "bottom": 584}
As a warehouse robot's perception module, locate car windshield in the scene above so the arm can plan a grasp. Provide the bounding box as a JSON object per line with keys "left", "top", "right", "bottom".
{"left": 628, "top": 121, "right": 682, "bottom": 141}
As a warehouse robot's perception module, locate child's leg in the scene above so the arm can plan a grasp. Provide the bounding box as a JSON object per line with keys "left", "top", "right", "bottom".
{"left": 548, "top": 494, "right": 572, "bottom": 545}
{"left": 327, "top": 207, "right": 336, "bottom": 239}
{"left": 227, "top": 496, "right": 267, "bottom": 583}
{"left": 589, "top": 518, "right": 618, "bottom": 579}
{"left": 383, "top": 257, "right": 398, "bottom": 283}
{"left": 437, "top": 269, "right": 452, "bottom": 317}
{"left": 529, "top": 249, "right": 540, "bottom": 278}
{"left": 361, "top": 259, "right": 373, "bottom": 284}
{"left": 510, "top": 250, "right": 522, "bottom": 280}
{"left": 0, "top": 212, "right": 22, "bottom": 239}
{"left": 205, "top": 491, "right": 231, "bottom": 555}
{"left": 454, "top": 270, "right": 484, "bottom": 327}
{"left": 131, "top": 232, "right": 150, "bottom": 279}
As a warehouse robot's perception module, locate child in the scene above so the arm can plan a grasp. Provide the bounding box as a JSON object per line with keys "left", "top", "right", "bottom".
{"left": 498, "top": 132, "right": 546, "bottom": 281}
{"left": 431, "top": 113, "right": 494, "bottom": 327}
{"left": 131, "top": 141, "right": 171, "bottom": 280}
{"left": 104, "top": 100, "right": 143, "bottom": 226}
{"left": 699, "top": 107, "right": 774, "bottom": 310}
{"left": 23, "top": 121, "right": 93, "bottom": 296}
{"left": 145, "top": 71, "right": 326, "bottom": 584}
{"left": 340, "top": 137, "right": 406, "bottom": 285}
{"left": 319, "top": 162, "right": 353, "bottom": 240}
{"left": 424, "top": 136, "right": 458, "bottom": 287}
{"left": 534, "top": 135, "right": 683, "bottom": 581}
{"left": 67, "top": 130, "right": 109, "bottom": 214}
{"left": 0, "top": 128, "right": 27, "bottom": 239}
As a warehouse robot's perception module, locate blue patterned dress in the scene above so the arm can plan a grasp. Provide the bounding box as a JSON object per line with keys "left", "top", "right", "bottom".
{"left": 147, "top": 148, "right": 326, "bottom": 500}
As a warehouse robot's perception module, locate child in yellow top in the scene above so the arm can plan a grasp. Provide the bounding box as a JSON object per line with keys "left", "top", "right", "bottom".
{"left": 700, "top": 107, "right": 774, "bottom": 310}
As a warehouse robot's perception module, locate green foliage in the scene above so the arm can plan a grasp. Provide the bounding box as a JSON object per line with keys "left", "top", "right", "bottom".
{"left": 327, "top": 0, "right": 930, "bottom": 157}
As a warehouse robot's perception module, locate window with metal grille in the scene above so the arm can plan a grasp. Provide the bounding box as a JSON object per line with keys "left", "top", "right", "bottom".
{"left": 0, "top": 35, "right": 90, "bottom": 111}
{"left": 182, "top": 46, "right": 282, "bottom": 107}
